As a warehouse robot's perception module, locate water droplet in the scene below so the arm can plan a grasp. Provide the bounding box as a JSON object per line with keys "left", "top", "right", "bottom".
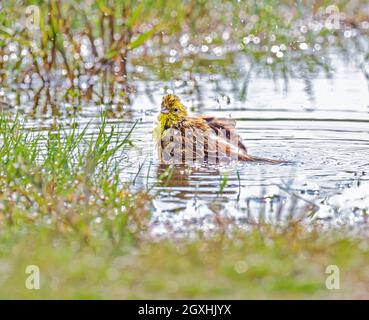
{"left": 180, "top": 34, "right": 189, "bottom": 47}
{"left": 214, "top": 47, "right": 223, "bottom": 56}
{"left": 344, "top": 30, "right": 351, "bottom": 38}
{"left": 271, "top": 45, "right": 279, "bottom": 53}
{"left": 299, "top": 42, "right": 308, "bottom": 50}
{"left": 252, "top": 36, "right": 260, "bottom": 44}
{"left": 276, "top": 51, "right": 284, "bottom": 58}
{"left": 234, "top": 261, "right": 248, "bottom": 274}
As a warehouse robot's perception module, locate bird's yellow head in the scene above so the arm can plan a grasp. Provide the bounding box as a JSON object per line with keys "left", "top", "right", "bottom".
{"left": 158, "top": 94, "right": 188, "bottom": 130}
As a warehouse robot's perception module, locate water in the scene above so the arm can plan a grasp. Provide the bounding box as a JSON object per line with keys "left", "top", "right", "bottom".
{"left": 121, "top": 55, "right": 369, "bottom": 235}
{"left": 3, "top": 53, "right": 369, "bottom": 235}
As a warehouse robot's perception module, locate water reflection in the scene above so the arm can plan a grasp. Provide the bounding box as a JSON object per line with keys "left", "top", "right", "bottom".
{"left": 1, "top": 2, "right": 369, "bottom": 234}
{"left": 3, "top": 52, "right": 367, "bottom": 234}
{"left": 150, "top": 163, "right": 315, "bottom": 236}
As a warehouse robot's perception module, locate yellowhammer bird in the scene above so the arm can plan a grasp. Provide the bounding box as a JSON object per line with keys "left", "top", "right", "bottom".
{"left": 153, "top": 94, "right": 285, "bottom": 164}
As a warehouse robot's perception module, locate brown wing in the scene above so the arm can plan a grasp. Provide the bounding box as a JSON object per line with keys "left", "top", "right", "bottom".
{"left": 198, "top": 116, "right": 236, "bottom": 130}
{"left": 198, "top": 116, "right": 247, "bottom": 153}
{"left": 159, "top": 126, "right": 213, "bottom": 164}
{"left": 158, "top": 119, "right": 251, "bottom": 164}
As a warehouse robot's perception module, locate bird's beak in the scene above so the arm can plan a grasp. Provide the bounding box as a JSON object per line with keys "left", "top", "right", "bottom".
{"left": 161, "top": 106, "right": 169, "bottom": 114}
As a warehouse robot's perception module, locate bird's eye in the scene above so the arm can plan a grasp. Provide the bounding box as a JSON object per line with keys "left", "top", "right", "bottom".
{"left": 174, "top": 108, "right": 178, "bottom": 112}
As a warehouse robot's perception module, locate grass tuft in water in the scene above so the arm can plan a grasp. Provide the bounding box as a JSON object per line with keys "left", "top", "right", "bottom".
{"left": 0, "top": 114, "right": 151, "bottom": 248}
{"left": 1, "top": 116, "right": 369, "bottom": 298}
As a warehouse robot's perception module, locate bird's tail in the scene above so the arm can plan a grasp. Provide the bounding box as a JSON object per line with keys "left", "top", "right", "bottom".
{"left": 238, "top": 153, "right": 288, "bottom": 164}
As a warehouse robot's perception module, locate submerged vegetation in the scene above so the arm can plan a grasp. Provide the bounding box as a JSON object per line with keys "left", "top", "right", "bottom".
{"left": 0, "top": 115, "right": 151, "bottom": 246}
{"left": 0, "top": 115, "right": 368, "bottom": 298}
{"left": 0, "top": 0, "right": 368, "bottom": 113}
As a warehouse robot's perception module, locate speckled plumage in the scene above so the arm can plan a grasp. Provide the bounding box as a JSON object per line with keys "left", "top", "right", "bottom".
{"left": 154, "top": 94, "right": 284, "bottom": 164}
